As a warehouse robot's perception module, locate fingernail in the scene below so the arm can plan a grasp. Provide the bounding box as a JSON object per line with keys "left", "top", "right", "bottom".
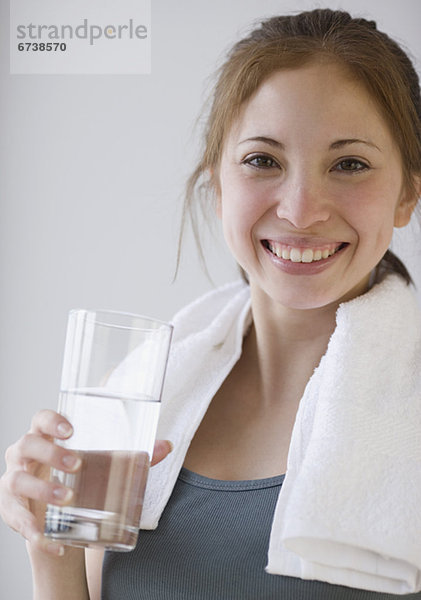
{"left": 46, "top": 542, "right": 65, "bottom": 556}
{"left": 61, "top": 454, "right": 82, "bottom": 470}
{"left": 167, "top": 441, "right": 174, "bottom": 453}
{"left": 32, "top": 533, "right": 64, "bottom": 556}
{"left": 57, "top": 422, "right": 72, "bottom": 438}
{"left": 52, "top": 486, "right": 73, "bottom": 502}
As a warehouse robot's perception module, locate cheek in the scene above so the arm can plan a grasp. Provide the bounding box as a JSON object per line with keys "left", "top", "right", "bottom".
{"left": 218, "top": 184, "right": 267, "bottom": 266}
{"left": 344, "top": 186, "right": 399, "bottom": 252}
{"left": 219, "top": 176, "right": 255, "bottom": 231}
{"left": 220, "top": 201, "right": 253, "bottom": 248}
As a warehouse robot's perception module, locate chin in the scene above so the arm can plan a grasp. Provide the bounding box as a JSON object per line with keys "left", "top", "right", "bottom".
{"left": 255, "top": 284, "right": 334, "bottom": 311}
{"left": 278, "top": 296, "right": 340, "bottom": 311}
{"left": 252, "top": 278, "right": 361, "bottom": 312}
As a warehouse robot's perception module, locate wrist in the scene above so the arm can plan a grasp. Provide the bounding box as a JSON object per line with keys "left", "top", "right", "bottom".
{"left": 27, "top": 541, "right": 89, "bottom": 600}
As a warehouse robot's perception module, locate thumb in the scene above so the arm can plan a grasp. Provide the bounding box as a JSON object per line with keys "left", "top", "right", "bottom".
{"left": 151, "top": 440, "right": 173, "bottom": 466}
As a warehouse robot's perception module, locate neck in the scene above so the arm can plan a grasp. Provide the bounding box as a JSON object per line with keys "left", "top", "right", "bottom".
{"left": 243, "top": 284, "right": 340, "bottom": 406}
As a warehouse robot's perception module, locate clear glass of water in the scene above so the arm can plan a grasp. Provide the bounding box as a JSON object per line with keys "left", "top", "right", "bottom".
{"left": 44, "top": 309, "right": 173, "bottom": 551}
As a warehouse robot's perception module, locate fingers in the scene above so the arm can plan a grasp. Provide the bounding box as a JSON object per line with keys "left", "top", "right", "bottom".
{"left": 4, "top": 492, "right": 63, "bottom": 556}
{"left": 0, "top": 409, "right": 78, "bottom": 558}
{"left": 7, "top": 433, "right": 81, "bottom": 473}
{"left": 29, "top": 409, "right": 73, "bottom": 440}
{"left": 5, "top": 494, "right": 42, "bottom": 544}
{"left": 151, "top": 440, "right": 173, "bottom": 466}
{"left": 4, "top": 469, "right": 74, "bottom": 507}
{"left": 29, "top": 533, "right": 66, "bottom": 557}
{"left": 0, "top": 474, "right": 67, "bottom": 557}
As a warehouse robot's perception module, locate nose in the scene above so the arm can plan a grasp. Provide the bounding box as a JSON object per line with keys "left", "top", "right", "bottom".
{"left": 275, "top": 176, "right": 331, "bottom": 229}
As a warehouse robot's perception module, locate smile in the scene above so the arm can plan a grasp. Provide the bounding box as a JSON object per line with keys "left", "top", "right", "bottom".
{"left": 262, "top": 240, "right": 348, "bottom": 263}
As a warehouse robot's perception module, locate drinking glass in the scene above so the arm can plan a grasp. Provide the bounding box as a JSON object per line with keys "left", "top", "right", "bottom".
{"left": 44, "top": 309, "right": 173, "bottom": 551}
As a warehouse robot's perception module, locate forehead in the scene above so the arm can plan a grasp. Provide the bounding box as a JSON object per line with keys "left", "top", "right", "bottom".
{"left": 227, "top": 61, "right": 395, "bottom": 149}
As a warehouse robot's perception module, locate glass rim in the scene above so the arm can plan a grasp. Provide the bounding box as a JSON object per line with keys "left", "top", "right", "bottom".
{"left": 68, "top": 308, "right": 173, "bottom": 332}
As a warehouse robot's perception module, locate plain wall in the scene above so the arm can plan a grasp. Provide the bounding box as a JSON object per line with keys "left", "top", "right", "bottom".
{"left": 1, "top": 0, "right": 420, "bottom": 597}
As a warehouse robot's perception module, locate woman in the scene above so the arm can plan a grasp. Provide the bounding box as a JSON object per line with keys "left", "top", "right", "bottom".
{"left": 1, "top": 8, "right": 421, "bottom": 599}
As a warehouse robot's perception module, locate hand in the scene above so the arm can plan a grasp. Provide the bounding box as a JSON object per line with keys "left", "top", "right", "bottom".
{"left": 0, "top": 409, "right": 173, "bottom": 557}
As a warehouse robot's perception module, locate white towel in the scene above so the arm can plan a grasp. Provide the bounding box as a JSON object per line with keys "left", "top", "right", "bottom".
{"left": 139, "top": 275, "right": 421, "bottom": 594}
{"left": 140, "top": 280, "right": 252, "bottom": 526}
{"left": 267, "top": 274, "right": 421, "bottom": 594}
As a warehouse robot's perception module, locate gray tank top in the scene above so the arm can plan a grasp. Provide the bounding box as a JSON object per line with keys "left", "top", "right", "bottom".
{"left": 102, "top": 468, "right": 421, "bottom": 599}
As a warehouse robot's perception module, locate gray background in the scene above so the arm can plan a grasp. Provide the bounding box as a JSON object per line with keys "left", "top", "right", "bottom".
{"left": 1, "top": 0, "right": 420, "bottom": 597}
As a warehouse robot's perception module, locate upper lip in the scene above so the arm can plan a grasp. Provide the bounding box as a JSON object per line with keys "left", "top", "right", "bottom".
{"left": 263, "top": 236, "right": 345, "bottom": 248}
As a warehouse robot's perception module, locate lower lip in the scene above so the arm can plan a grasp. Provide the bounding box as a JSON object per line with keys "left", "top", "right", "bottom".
{"left": 262, "top": 243, "right": 349, "bottom": 275}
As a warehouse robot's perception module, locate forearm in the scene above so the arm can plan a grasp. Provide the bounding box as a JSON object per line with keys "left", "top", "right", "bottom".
{"left": 28, "top": 543, "right": 90, "bottom": 600}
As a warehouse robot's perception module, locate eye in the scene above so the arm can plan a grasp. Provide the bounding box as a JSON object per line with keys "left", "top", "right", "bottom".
{"left": 242, "top": 153, "right": 280, "bottom": 170}
{"left": 333, "top": 158, "right": 370, "bottom": 173}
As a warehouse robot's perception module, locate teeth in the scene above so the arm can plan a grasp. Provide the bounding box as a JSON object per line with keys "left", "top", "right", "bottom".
{"left": 301, "top": 249, "right": 314, "bottom": 263}
{"left": 266, "top": 242, "right": 343, "bottom": 263}
{"left": 290, "top": 248, "right": 302, "bottom": 263}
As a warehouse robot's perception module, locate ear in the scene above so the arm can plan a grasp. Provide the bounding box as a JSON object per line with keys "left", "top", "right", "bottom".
{"left": 394, "top": 177, "right": 420, "bottom": 228}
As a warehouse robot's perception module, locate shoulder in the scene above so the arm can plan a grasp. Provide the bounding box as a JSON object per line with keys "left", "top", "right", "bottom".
{"left": 160, "top": 279, "right": 251, "bottom": 399}
{"left": 169, "top": 280, "right": 250, "bottom": 346}
{"left": 338, "top": 273, "right": 421, "bottom": 333}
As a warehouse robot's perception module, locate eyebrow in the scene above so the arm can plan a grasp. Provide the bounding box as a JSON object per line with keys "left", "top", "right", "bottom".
{"left": 329, "top": 138, "right": 381, "bottom": 152}
{"left": 239, "top": 136, "right": 285, "bottom": 150}
{"left": 238, "top": 136, "right": 381, "bottom": 152}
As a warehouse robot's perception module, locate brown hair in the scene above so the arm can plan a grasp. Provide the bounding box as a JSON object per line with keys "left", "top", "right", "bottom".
{"left": 180, "top": 8, "right": 421, "bottom": 284}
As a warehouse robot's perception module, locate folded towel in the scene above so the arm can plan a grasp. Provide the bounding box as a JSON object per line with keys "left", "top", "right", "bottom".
{"left": 139, "top": 275, "right": 421, "bottom": 594}
{"left": 267, "top": 274, "right": 421, "bottom": 594}
{"left": 140, "top": 280, "right": 252, "bottom": 528}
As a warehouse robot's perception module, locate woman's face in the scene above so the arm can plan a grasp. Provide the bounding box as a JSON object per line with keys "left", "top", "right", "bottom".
{"left": 216, "top": 61, "right": 414, "bottom": 310}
